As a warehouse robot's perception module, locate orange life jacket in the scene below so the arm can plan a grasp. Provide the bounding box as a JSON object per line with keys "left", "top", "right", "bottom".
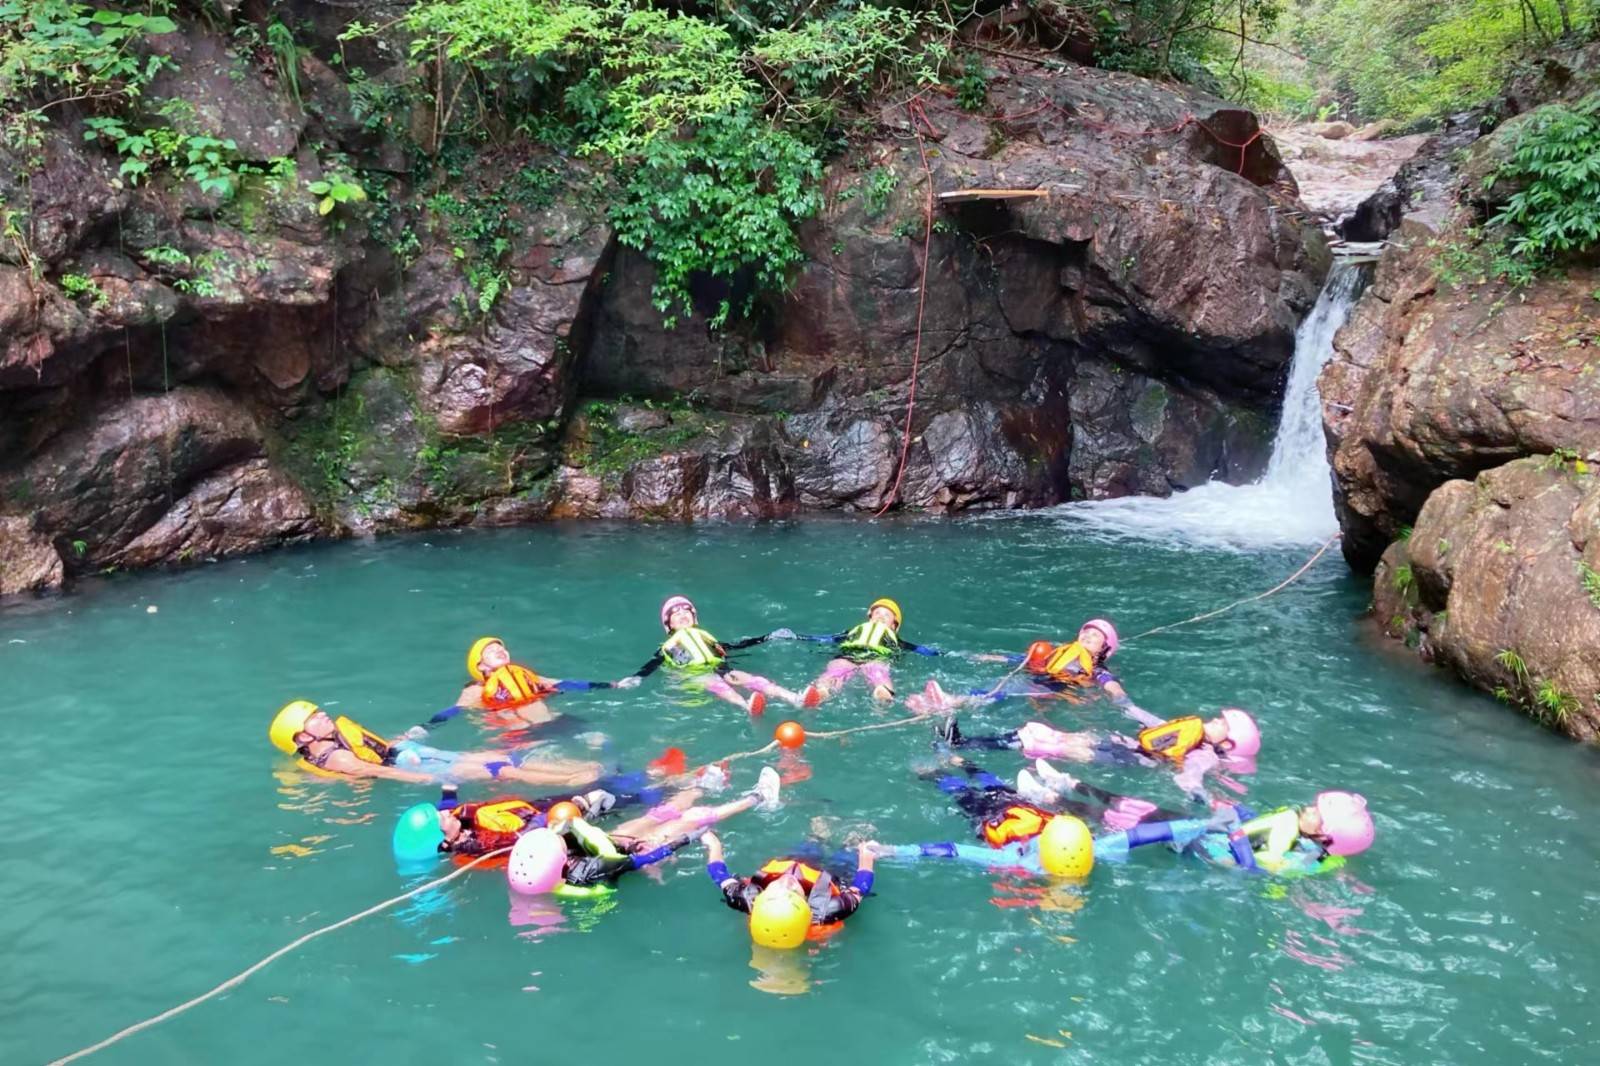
{"left": 982, "top": 804, "right": 1051, "bottom": 847}
{"left": 1137, "top": 716, "right": 1207, "bottom": 766}
{"left": 481, "top": 664, "right": 548, "bottom": 710}
{"left": 753, "top": 859, "right": 840, "bottom": 897}
{"left": 1040, "top": 642, "right": 1096, "bottom": 684}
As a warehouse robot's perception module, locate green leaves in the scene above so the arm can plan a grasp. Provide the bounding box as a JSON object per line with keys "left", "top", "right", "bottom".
{"left": 1490, "top": 93, "right": 1600, "bottom": 270}
{"left": 308, "top": 178, "right": 369, "bottom": 216}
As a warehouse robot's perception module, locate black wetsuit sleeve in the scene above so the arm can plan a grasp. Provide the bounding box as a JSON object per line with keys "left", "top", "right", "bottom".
{"left": 720, "top": 879, "right": 760, "bottom": 914}
{"left": 630, "top": 655, "right": 663, "bottom": 679}
{"left": 813, "top": 889, "right": 863, "bottom": 925}
{"left": 723, "top": 634, "right": 769, "bottom": 651}
{"left": 565, "top": 854, "right": 635, "bottom": 887}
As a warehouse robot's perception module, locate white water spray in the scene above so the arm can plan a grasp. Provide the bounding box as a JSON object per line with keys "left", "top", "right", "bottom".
{"left": 1048, "top": 263, "right": 1366, "bottom": 550}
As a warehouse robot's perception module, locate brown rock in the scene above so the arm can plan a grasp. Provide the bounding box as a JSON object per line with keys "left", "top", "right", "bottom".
{"left": 0, "top": 516, "right": 64, "bottom": 597}
{"left": 1394, "top": 457, "right": 1600, "bottom": 739}
{"left": 1320, "top": 216, "right": 1600, "bottom": 572}
{"left": 116, "top": 458, "right": 324, "bottom": 569}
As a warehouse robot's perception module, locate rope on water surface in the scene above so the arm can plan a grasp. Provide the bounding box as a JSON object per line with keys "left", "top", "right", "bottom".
{"left": 1122, "top": 532, "right": 1343, "bottom": 644}
{"left": 51, "top": 537, "right": 1342, "bottom": 1062}
{"left": 46, "top": 847, "right": 514, "bottom": 1066}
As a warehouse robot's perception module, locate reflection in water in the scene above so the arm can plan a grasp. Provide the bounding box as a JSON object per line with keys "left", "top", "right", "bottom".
{"left": 748, "top": 944, "right": 812, "bottom": 996}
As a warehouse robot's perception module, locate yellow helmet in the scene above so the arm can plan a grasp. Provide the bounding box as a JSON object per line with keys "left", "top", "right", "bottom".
{"left": 748, "top": 879, "right": 812, "bottom": 949}
{"left": 868, "top": 598, "right": 903, "bottom": 628}
{"left": 1038, "top": 815, "right": 1095, "bottom": 879}
{"left": 467, "top": 636, "right": 503, "bottom": 682}
{"left": 269, "top": 700, "right": 320, "bottom": 754}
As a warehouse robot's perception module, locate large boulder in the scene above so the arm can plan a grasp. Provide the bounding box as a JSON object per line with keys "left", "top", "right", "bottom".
{"left": 2, "top": 388, "right": 326, "bottom": 573}
{"left": 1320, "top": 216, "right": 1600, "bottom": 573}
{"left": 0, "top": 516, "right": 64, "bottom": 596}
{"left": 1376, "top": 457, "right": 1600, "bottom": 739}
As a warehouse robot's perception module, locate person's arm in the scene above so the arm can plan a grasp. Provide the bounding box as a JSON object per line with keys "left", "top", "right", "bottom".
{"left": 1101, "top": 677, "right": 1130, "bottom": 701}
{"left": 552, "top": 678, "right": 615, "bottom": 691}
{"left": 723, "top": 634, "right": 770, "bottom": 651}
{"left": 816, "top": 840, "right": 876, "bottom": 920}
{"left": 615, "top": 655, "right": 662, "bottom": 688}
{"left": 901, "top": 640, "right": 941, "bottom": 657}
{"left": 1115, "top": 699, "right": 1163, "bottom": 729}
{"left": 321, "top": 750, "right": 438, "bottom": 784}
{"left": 881, "top": 841, "right": 1037, "bottom": 872}
{"left": 1172, "top": 746, "right": 1219, "bottom": 802}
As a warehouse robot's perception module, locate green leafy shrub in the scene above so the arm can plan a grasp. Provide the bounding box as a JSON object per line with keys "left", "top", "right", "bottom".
{"left": 1489, "top": 94, "right": 1600, "bottom": 269}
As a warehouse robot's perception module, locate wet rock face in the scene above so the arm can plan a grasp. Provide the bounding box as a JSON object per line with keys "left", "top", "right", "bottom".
{"left": 0, "top": 23, "right": 1328, "bottom": 593}
{"left": 1376, "top": 458, "right": 1600, "bottom": 739}
{"left": 1319, "top": 216, "right": 1600, "bottom": 574}
{"left": 0, "top": 516, "right": 64, "bottom": 597}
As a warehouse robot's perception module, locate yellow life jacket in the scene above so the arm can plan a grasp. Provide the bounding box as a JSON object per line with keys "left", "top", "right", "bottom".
{"left": 754, "top": 859, "right": 840, "bottom": 897}
{"left": 982, "top": 804, "right": 1050, "bottom": 848}
{"left": 481, "top": 664, "right": 547, "bottom": 710}
{"left": 473, "top": 799, "right": 539, "bottom": 835}
{"left": 1137, "top": 716, "right": 1207, "bottom": 767}
{"left": 298, "top": 716, "right": 389, "bottom": 774}
{"left": 659, "top": 626, "right": 724, "bottom": 671}
{"left": 840, "top": 620, "right": 900, "bottom": 659}
{"left": 1041, "top": 641, "right": 1096, "bottom": 683}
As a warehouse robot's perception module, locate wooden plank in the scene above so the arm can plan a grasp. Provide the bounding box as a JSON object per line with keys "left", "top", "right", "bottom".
{"left": 936, "top": 188, "right": 1051, "bottom": 203}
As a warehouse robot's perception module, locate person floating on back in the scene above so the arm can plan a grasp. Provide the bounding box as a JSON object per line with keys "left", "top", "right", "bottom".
{"left": 702, "top": 829, "right": 876, "bottom": 948}
{"left": 614, "top": 596, "right": 799, "bottom": 714}
{"left": 268, "top": 699, "right": 602, "bottom": 788}
{"left": 774, "top": 598, "right": 938, "bottom": 706}
{"left": 936, "top": 706, "right": 1261, "bottom": 801}
{"left": 909, "top": 619, "right": 1125, "bottom": 713}
{"left": 458, "top": 636, "right": 615, "bottom": 728}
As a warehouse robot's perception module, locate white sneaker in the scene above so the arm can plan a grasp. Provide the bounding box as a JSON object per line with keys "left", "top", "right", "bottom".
{"left": 1016, "top": 769, "right": 1060, "bottom": 806}
{"left": 751, "top": 766, "right": 782, "bottom": 811}
{"left": 1034, "top": 758, "right": 1078, "bottom": 792}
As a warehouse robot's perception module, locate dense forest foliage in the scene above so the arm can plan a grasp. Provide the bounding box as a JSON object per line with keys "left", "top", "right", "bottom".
{"left": 3, "top": 1, "right": 1597, "bottom": 324}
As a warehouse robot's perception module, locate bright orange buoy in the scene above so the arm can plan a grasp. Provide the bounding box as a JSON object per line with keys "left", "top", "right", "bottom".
{"left": 545, "top": 801, "right": 582, "bottom": 825}
{"left": 775, "top": 721, "right": 806, "bottom": 749}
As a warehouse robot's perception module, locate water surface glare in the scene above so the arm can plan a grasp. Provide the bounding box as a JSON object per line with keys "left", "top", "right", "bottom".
{"left": 3, "top": 521, "right": 1597, "bottom": 1064}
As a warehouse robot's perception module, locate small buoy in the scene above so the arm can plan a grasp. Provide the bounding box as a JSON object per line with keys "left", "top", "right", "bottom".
{"left": 775, "top": 721, "right": 806, "bottom": 749}
{"left": 545, "top": 801, "right": 581, "bottom": 826}
{"left": 146, "top": 605, "right": 158, "bottom": 614}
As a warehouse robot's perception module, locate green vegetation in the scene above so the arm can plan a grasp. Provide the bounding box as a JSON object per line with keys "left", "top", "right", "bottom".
{"left": 1496, "top": 647, "right": 1530, "bottom": 685}
{"left": 1, "top": 2, "right": 178, "bottom": 155}
{"left": 568, "top": 398, "right": 709, "bottom": 478}
{"left": 1534, "top": 679, "right": 1580, "bottom": 724}
{"left": 1264, "top": 1, "right": 1597, "bottom": 124}
{"left": 1580, "top": 561, "right": 1600, "bottom": 609}
{"left": 1392, "top": 561, "right": 1415, "bottom": 596}
{"left": 58, "top": 270, "right": 106, "bottom": 307}
{"left": 1488, "top": 94, "right": 1600, "bottom": 272}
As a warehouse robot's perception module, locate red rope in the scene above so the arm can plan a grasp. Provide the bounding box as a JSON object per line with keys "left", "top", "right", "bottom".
{"left": 873, "top": 98, "right": 937, "bottom": 517}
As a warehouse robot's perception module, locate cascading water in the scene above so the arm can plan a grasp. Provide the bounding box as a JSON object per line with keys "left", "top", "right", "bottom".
{"left": 1047, "top": 262, "right": 1368, "bottom": 550}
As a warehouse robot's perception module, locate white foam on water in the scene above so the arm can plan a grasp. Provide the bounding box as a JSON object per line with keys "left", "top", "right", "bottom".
{"left": 1046, "top": 264, "right": 1366, "bottom": 551}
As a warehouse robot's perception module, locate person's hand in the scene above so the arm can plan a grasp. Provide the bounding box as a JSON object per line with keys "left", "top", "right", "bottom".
{"left": 972, "top": 653, "right": 1008, "bottom": 663}
{"left": 767, "top": 628, "right": 797, "bottom": 640}
{"left": 700, "top": 831, "right": 720, "bottom": 848}
{"left": 399, "top": 725, "right": 428, "bottom": 742}
{"left": 616, "top": 676, "right": 642, "bottom": 689}
{"left": 859, "top": 840, "right": 880, "bottom": 858}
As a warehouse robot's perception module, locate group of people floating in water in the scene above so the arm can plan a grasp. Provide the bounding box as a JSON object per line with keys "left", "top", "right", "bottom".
{"left": 269, "top": 595, "right": 1375, "bottom": 949}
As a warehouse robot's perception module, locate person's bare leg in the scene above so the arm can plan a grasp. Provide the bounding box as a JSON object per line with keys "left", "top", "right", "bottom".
{"left": 496, "top": 756, "right": 604, "bottom": 788}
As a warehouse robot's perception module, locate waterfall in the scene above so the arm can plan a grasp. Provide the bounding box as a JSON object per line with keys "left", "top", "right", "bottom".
{"left": 1044, "top": 262, "right": 1367, "bottom": 550}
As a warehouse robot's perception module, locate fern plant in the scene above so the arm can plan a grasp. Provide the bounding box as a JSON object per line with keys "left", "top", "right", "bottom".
{"left": 1491, "top": 93, "right": 1600, "bottom": 269}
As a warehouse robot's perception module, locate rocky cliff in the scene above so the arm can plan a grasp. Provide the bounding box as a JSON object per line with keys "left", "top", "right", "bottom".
{"left": 1321, "top": 44, "right": 1600, "bottom": 735}
{"left": 0, "top": 8, "right": 1328, "bottom": 596}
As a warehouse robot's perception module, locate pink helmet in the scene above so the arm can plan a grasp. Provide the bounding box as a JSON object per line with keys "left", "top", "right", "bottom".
{"left": 660, "top": 595, "right": 697, "bottom": 630}
{"left": 1315, "top": 791, "right": 1375, "bottom": 856}
{"left": 1080, "top": 619, "right": 1120, "bottom": 658}
{"left": 1218, "top": 708, "right": 1261, "bottom": 757}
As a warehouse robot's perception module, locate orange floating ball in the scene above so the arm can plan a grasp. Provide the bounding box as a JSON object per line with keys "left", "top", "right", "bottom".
{"left": 545, "top": 801, "right": 582, "bottom": 825}
{"left": 775, "top": 721, "right": 806, "bottom": 749}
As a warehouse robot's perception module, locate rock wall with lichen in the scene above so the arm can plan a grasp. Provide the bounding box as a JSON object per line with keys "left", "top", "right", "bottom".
{"left": 0, "top": 7, "right": 1328, "bottom": 597}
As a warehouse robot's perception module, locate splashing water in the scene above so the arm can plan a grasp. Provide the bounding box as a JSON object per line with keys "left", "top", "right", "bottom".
{"left": 1050, "top": 263, "right": 1367, "bottom": 550}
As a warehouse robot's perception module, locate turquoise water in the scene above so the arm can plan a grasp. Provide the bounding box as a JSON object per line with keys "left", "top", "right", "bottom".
{"left": 4, "top": 521, "right": 1597, "bottom": 1064}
